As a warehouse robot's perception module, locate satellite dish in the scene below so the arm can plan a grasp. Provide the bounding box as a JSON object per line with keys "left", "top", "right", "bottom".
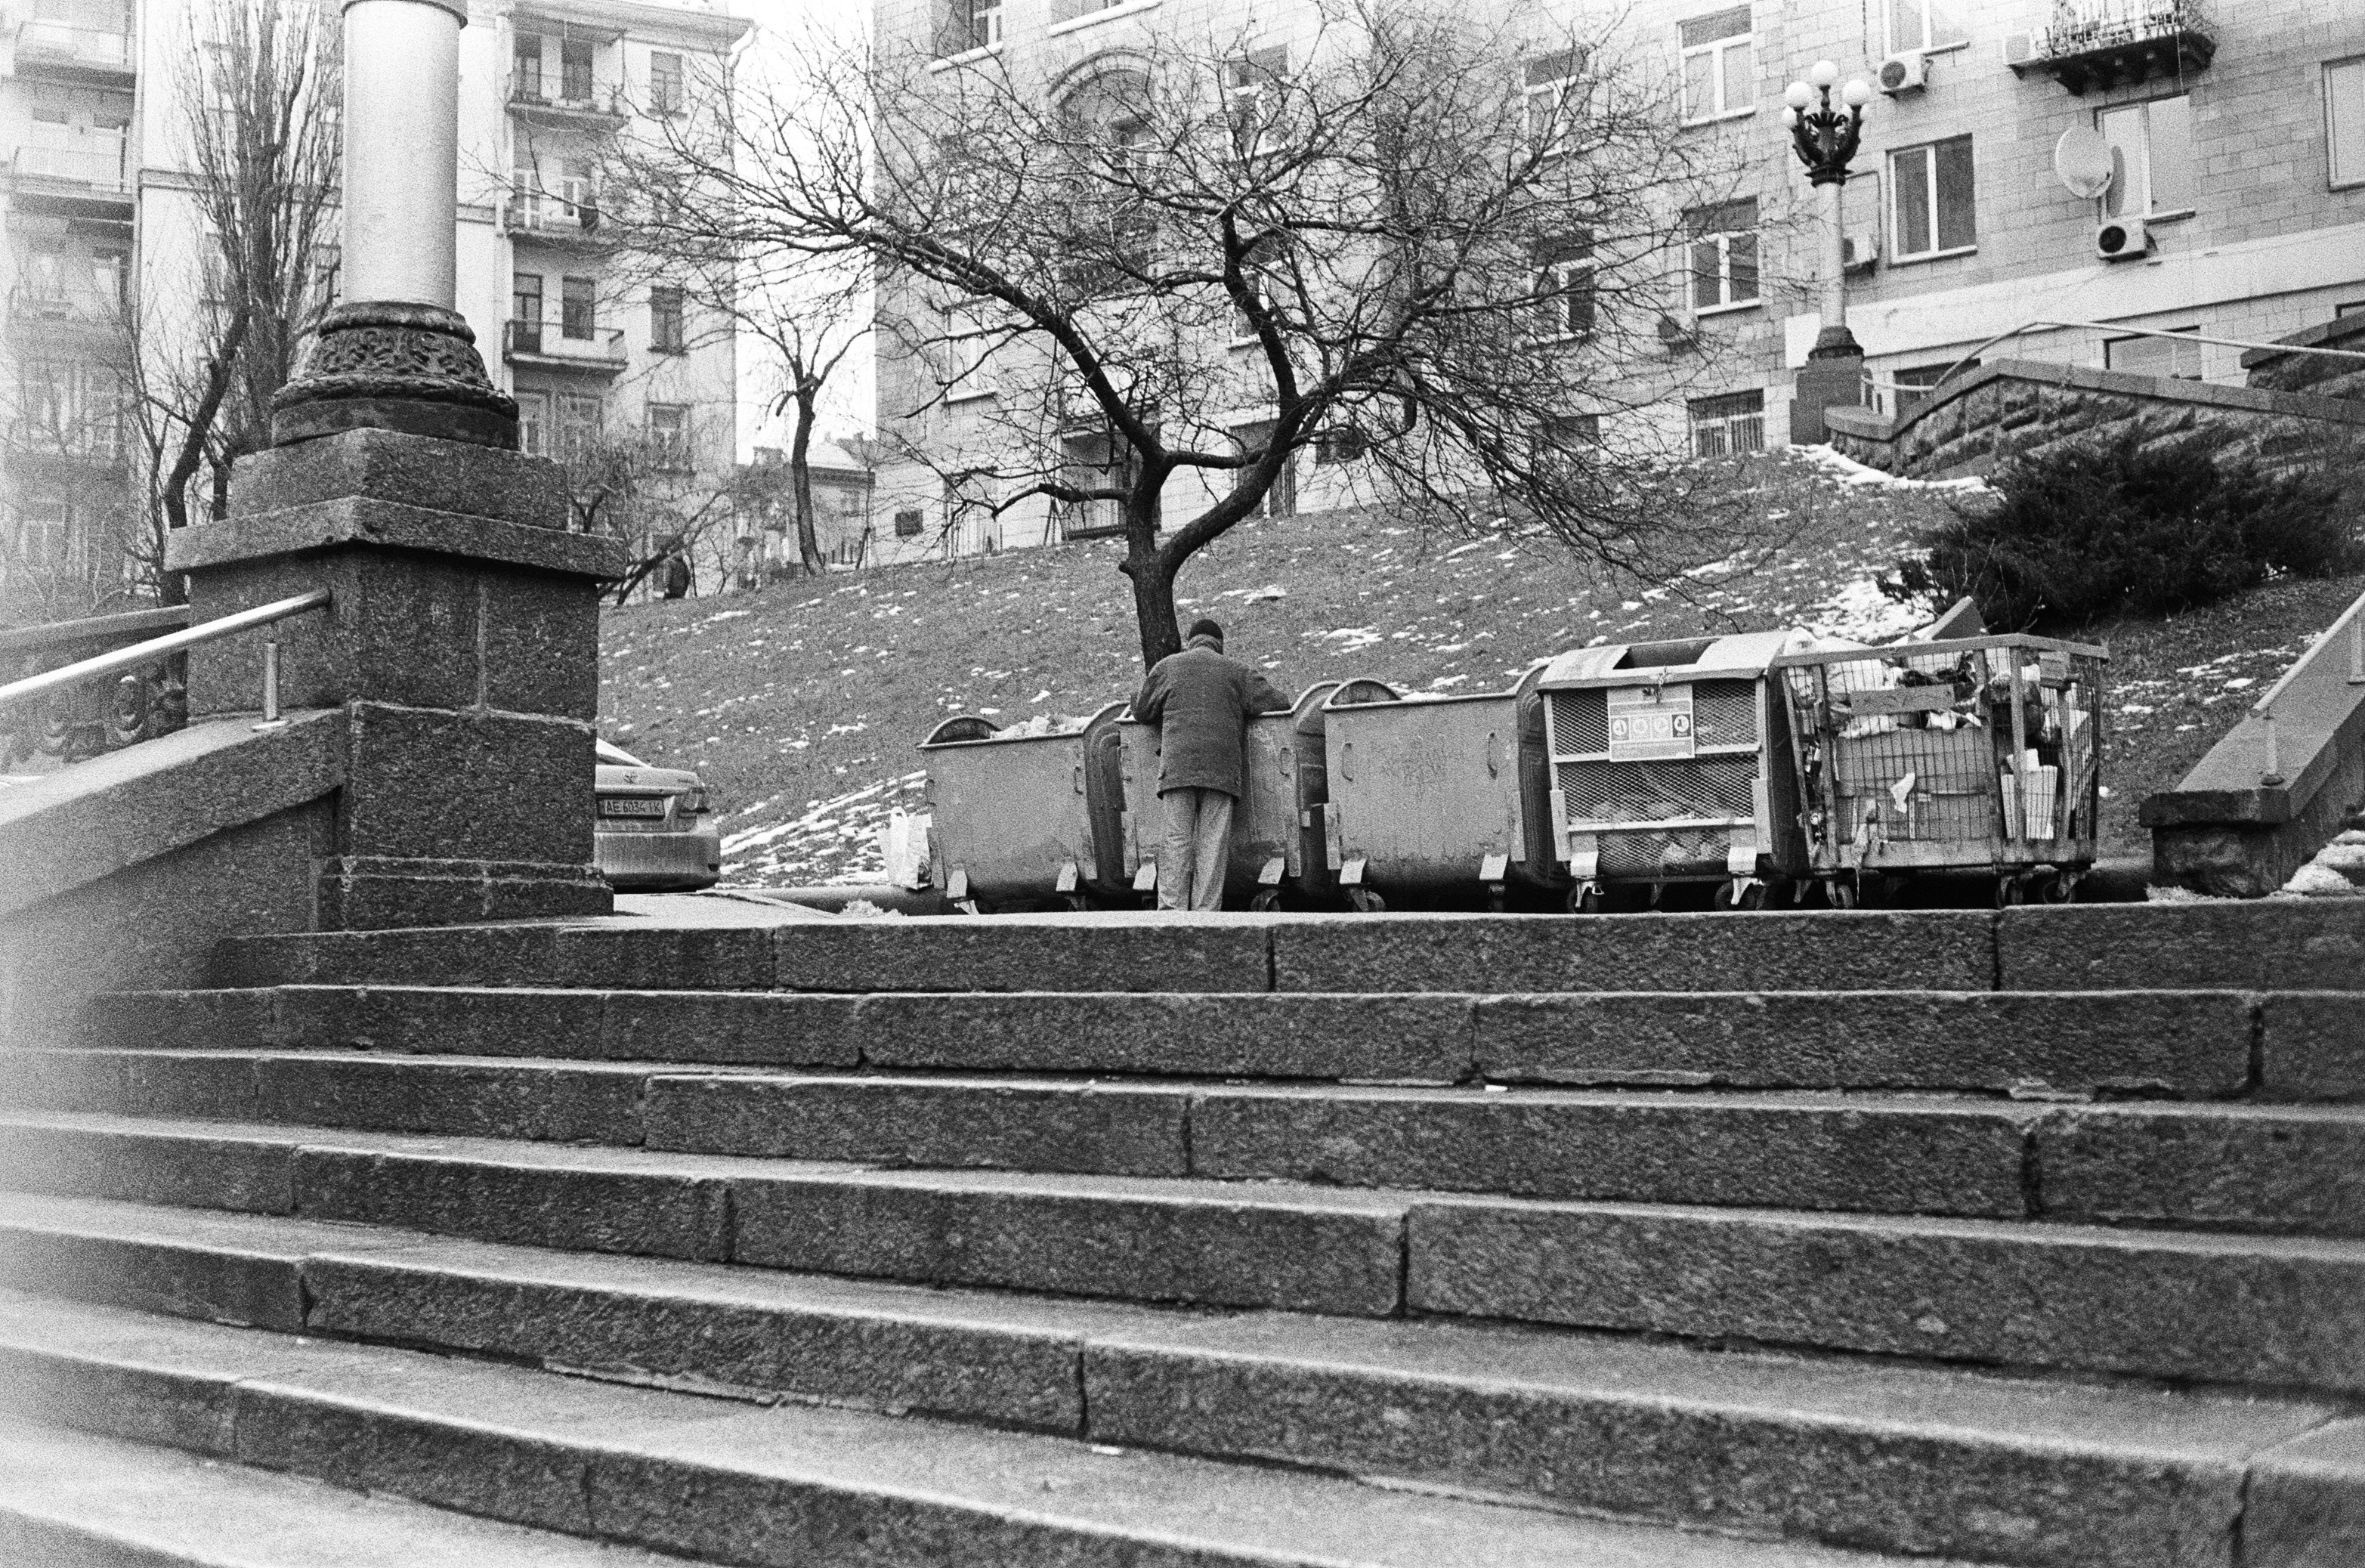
{"left": 2054, "top": 127, "right": 2114, "bottom": 199}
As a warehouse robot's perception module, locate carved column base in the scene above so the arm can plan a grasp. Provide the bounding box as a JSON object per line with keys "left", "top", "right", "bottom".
{"left": 272, "top": 301, "right": 519, "bottom": 450}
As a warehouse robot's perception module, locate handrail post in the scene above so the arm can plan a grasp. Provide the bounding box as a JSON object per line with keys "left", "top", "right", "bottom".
{"left": 256, "top": 630, "right": 285, "bottom": 730}
{"left": 2259, "top": 709, "right": 2284, "bottom": 787}
{"left": 2350, "top": 614, "right": 2363, "bottom": 685}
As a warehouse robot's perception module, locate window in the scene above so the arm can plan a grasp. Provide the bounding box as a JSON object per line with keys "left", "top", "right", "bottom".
{"left": 515, "top": 390, "right": 549, "bottom": 456}
{"left": 512, "top": 273, "right": 544, "bottom": 350}
{"left": 647, "top": 403, "right": 691, "bottom": 469}
{"left": 1315, "top": 428, "right": 1368, "bottom": 465}
{"left": 1889, "top": 135, "right": 1976, "bottom": 258}
{"left": 561, "top": 276, "right": 595, "bottom": 339}
{"left": 14, "top": 497, "right": 70, "bottom": 564}
{"left": 2106, "top": 326, "right": 2201, "bottom": 381}
{"left": 557, "top": 392, "right": 602, "bottom": 461}
{"left": 649, "top": 51, "right": 683, "bottom": 115}
{"left": 967, "top": 0, "right": 1003, "bottom": 51}
{"left": 1684, "top": 199, "right": 1758, "bottom": 311}
{"left": 1680, "top": 7, "right": 1753, "bottom": 123}
{"left": 893, "top": 508, "right": 923, "bottom": 538}
{"left": 560, "top": 158, "right": 597, "bottom": 226}
{"left": 560, "top": 38, "right": 594, "bottom": 103}
{"left": 1525, "top": 48, "right": 1586, "bottom": 154}
{"left": 941, "top": 309, "right": 997, "bottom": 401}
{"left": 513, "top": 32, "right": 543, "bottom": 98}
{"left": 1689, "top": 389, "right": 1764, "bottom": 456}
{"left": 2325, "top": 57, "right": 2365, "bottom": 188}
{"left": 1532, "top": 233, "right": 1596, "bottom": 339}
{"left": 1230, "top": 232, "right": 1290, "bottom": 342}
{"left": 1228, "top": 45, "right": 1289, "bottom": 157}
{"left": 1233, "top": 422, "right": 1296, "bottom": 517}
{"left": 2099, "top": 95, "right": 2193, "bottom": 218}
{"left": 650, "top": 286, "right": 685, "bottom": 353}
{"left": 1884, "top": 0, "right": 1965, "bottom": 54}
{"left": 92, "top": 248, "right": 126, "bottom": 310}
{"left": 22, "top": 245, "right": 66, "bottom": 304}
{"left": 1881, "top": 358, "right": 1975, "bottom": 416}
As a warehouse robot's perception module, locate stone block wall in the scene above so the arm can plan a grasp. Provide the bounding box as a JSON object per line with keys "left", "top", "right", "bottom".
{"left": 1826, "top": 358, "right": 2365, "bottom": 483}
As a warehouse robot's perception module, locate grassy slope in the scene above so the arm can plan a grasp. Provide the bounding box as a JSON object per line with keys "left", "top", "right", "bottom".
{"left": 595, "top": 450, "right": 2361, "bottom": 885}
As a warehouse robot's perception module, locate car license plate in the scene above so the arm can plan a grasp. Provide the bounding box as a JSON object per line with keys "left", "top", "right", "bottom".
{"left": 600, "top": 797, "right": 666, "bottom": 818}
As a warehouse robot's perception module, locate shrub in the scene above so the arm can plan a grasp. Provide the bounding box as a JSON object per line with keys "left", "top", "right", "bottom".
{"left": 1881, "top": 433, "right": 2360, "bottom": 632}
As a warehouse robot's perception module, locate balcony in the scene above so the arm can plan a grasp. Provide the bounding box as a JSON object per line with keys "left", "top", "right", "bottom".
{"left": 8, "top": 413, "right": 128, "bottom": 467}
{"left": 2007, "top": 0, "right": 2214, "bottom": 96}
{"left": 5, "top": 141, "right": 134, "bottom": 219}
{"left": 6, "top": 285, "right": 118, "bottom": 340}
{"left": 505, "top": 78, "right": 629, "bottom": 129}
{"left": 13, "top": 19, "right": 134, "bottom": 87}
{"left": 504, "top": 319, "right": 626, "bottom": 376}
{"left": 503, "top": 194, "right": 611, "bottom": 251}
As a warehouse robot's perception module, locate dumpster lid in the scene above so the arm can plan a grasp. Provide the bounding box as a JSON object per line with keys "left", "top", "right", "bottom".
{"left": 1541, "top": 627, "right": 1807, "bottom": 685}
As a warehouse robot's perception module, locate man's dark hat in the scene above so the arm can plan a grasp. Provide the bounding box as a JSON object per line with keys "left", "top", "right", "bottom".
{"left": 1187, "top": 617, "right": 1225, "bottom": 643}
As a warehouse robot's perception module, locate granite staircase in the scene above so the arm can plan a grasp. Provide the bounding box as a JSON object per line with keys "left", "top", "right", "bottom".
{"left": 0, "top": 903, "right": 2360, "bottom": 1567}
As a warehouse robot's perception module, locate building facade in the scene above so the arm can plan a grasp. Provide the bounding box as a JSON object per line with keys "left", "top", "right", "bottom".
{"left": 1, "top": 0, "right": 745, "bottom": 623}
{"left": 865, "top": 0, "right": 2365, "bottom": 549}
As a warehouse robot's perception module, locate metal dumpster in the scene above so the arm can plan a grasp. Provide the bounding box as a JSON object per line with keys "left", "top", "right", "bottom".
{"left": 1536, "top": 632, "right": 1807, "bottom": 910}
{"left": 1117, "top": 682, "right": 1340, "bottom": 911}
{"left": 1317, "top": 666, "right": 1558, "bottom": 912}
{"left": 1773, "top": 634, "right": 2106, "bottom": 905}
{"left": 918, "top": 701, "right": 1128, "bottom": 911}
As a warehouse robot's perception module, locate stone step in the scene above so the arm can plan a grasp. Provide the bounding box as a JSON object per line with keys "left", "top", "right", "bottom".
{"left": 0, "top": 1290, "right": 1992, "bottom": 1568}
{"left": 0, "top": 1194, "right": 2351, "bottom": 1568}
{"left": 0, "top": 1418, "right": 694, "bottom": 1566}
{"left": 74, "top": 983, "right": 2343, "bottom": 1101}
{"left": 207, "top": 902, "right": 2365, "bottom": 995}
{"left": 11, "top": 1057, "right": 2365, "bottom": 1233}
{"left": 5, "top": 1115, "right": 2363, "bottom": 1390}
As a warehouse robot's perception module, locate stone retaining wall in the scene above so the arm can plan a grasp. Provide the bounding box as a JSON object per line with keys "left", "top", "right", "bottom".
{"left": 1825, "top": 358, "right": 2365, "bottom": 481}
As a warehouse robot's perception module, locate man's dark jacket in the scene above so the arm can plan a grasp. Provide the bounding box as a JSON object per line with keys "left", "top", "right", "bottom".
{"left": 1130, "top": 636, "right": 1292, "bottom": 799}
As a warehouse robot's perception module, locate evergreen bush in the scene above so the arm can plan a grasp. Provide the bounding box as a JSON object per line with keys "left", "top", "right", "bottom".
{"left": 1881, "top": 433, "right": 2360, "bottom": 632}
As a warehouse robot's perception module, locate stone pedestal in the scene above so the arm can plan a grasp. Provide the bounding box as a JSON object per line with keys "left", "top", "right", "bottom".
{"left": 165, "top": 428, "right": 629, "bottom": 929}
{"left": 1791, "top": 351, "right": 1866, "bottom": 447}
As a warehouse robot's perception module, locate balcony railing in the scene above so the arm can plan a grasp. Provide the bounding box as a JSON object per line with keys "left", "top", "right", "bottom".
{"left": 8, "top": 141, "right": 132, "bottom": 199}
{"left": 14, "top": 19, "right": 133, "bottom": 76}
{"left": 505, "top": 79, "right": 629, "bottom": 122}
{"left": 7, "top": 284, "right": 118, "bottom": 331}
{"left": 504, "top": 195, "right": 607, "bottom": 245}
{"left": 2009, "top": 0, "right": 2215, "bottom": 94}
{"left": 504, "top": 318, "right": 626, "bottom": 372}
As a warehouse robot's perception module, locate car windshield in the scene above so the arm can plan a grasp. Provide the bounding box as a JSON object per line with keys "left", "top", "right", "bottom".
{"left": 595, "top": 739, "right": 648, "bottom": 768}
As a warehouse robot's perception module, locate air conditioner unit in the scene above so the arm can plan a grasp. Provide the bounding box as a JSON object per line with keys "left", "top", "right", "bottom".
{"left": 1841, "top": 231, "right": 1879, "bottom": 271}
{"left": 1877, "top": 51, "right": 1928, "bottom": 94}
{"left": 2002, "top": 32, "right": 2036, "bottom": 68}
{"left": 2094, "top": 216, "right": 2152, "bottom": 261}
{"left": 1656, "top": 309, "right": 1697, "bottom": 345}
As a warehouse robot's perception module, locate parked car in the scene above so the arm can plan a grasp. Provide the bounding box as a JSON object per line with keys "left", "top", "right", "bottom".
{"left": 595, "top": 738, "right": 721, "bottom": 892}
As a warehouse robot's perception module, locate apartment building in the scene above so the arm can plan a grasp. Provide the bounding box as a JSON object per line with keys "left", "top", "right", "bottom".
{"left": 0, "top": 0, "right": 137, "bottom": 614}
{"left": 0, "top": 0, "right": 746, "bottom": 620}
{"left": 867, "top": 0, "right": 2365, "bottom": 547}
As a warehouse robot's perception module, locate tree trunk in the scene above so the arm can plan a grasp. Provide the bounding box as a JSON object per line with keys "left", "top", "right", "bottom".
{"left": 788, "top": 388, "right": 826, "bottom": 576}
{"left": 162, "top": 304, "right": 250, "bottom": 534}
{"left": 1121, "top": 494, "right": 1180, "bottom": 667}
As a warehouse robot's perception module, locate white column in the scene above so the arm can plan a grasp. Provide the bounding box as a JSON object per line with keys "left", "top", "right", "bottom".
{"left": 340, "top": 0, "right": 466, "bottom": 309}
{"left": 1819, "top": 179, "right": 1847, "bottom": 343}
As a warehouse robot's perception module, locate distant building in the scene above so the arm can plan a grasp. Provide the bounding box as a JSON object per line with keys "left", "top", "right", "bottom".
{"left": 864, "top": 0, "right": 2365, "bottom": 540}
{"left": 740, "top": 439, "right": 880, "bottom": 578}
{"left": 0, "top": 0, "right": 749, "bottom": 618}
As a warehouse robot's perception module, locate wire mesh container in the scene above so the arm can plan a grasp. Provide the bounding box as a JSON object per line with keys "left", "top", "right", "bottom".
{"left": 1537, "top": 632, "right": 1808, "bottom": 910}
{"left": 1771, "top": 635, "right": 2107, "bottom": 905}
{"left": 918, "top": 700, "right": 1129, "bottom": 910}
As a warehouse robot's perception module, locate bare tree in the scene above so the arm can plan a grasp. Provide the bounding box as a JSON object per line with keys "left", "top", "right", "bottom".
{"left": 614, "top": 0, "right": 1752, "bottom": 664}
{"left": 159, "top": 0, "right": 342, "bottom": 533}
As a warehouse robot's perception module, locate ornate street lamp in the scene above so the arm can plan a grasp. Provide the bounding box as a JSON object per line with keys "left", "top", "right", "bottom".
{"left": 1782, "top": 62, "right": 1873, "bottom": 441}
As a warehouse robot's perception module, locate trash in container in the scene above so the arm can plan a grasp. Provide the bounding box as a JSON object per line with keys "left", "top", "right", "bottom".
{"left": 1118, "top": 682, "right": 1340, "bottom": 911}
{"left": 1535, "top": 632, "right": 1808, "bottom": 911}
{"left": 1317, "top": 666, "right": 1557, "bottom": 912}
{"left": 1773, "top": 633, "right": 2106, "bottom": 906}
{"left": 917, "top": 702, "right": 1127, "bottom": 911}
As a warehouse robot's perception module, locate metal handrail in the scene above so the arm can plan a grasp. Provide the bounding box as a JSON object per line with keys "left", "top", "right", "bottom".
{"left": 2248, "top": 589, "right": 2365, "bottom": 787}
{"left": 0, "top": 589, "right": 330, "bottom": 717}
{"left": 1933, "top": 320, "right": 2365, "bottom": 393}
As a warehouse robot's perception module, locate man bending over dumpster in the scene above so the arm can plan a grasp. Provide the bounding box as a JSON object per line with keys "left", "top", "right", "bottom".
{"left": 1130, "top": 617, "right": 1292, "bottom": 911}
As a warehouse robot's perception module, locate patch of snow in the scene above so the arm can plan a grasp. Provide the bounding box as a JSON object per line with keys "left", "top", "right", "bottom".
{"left": 1798, "top": 444, "right": 1990, "bottom": 493}
{"left": 1801, "top": 575, "right": 1922, "bottom": 643}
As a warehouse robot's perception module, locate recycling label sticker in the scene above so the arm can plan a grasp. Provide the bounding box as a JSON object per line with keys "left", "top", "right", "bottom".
{"left": 1606, "top": 684, "right": 1696, "bottom": 760}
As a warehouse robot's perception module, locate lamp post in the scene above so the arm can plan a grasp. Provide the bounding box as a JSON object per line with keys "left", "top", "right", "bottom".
{"left": 1782, "top": 61, "right": 1873, "bottom": 444}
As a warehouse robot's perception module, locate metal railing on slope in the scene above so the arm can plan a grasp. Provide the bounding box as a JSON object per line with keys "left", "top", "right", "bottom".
{"left": 2246, "top": 590, "right": 2365, "bottom": 790}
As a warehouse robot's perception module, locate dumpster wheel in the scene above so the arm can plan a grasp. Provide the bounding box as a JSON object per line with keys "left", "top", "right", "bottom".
{"left": 1345, "top": 886, "right": 1388, "bottom": 914}
{"left": 1566, "top": 883, "right": 1606, "bottom": 915}
{"left": 1249, "top": 889, "right": 1282, "bottom": 914}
